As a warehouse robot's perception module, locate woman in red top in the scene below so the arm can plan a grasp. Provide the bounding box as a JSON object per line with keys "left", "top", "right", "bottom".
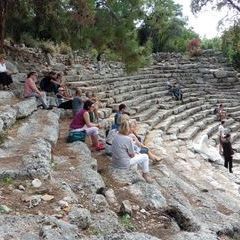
{"left": 70, "top": 100, "right": 104, "bottom": 151}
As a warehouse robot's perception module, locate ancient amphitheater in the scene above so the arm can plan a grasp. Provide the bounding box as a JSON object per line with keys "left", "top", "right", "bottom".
{"left": 0, "top": 48, "right": 240, "bottom": 240}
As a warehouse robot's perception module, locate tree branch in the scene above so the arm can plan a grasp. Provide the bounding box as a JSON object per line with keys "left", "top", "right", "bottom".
{"left": 226, "top": 0, "right": 240, "bottom": 12}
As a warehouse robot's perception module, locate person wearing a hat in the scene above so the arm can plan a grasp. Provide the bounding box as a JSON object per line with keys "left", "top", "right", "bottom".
{"left": 0, "top": 54, "right": 13, "bottom": 90}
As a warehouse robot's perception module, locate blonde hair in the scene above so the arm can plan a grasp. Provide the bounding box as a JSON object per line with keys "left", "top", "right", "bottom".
{"left": 119, "top": 120, "right": 130, "bottom": 135}
{"left": 121, "top": 114, "right": 130, "bottom": 123}
{"left": 129, "top": 119, "right": 137, "bottom": 128}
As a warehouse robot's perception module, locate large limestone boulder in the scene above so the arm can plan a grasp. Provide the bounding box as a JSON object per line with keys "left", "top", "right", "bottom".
{"left": 6, "top": 60, "right": 19, "bottom": 74}
{"left": 14, "top": 98, "right": 37, "bottom": 119}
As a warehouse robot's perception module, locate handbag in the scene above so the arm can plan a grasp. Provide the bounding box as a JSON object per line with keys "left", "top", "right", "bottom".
{"left": 67, "top": 130, "right": 86, "bottom": 143}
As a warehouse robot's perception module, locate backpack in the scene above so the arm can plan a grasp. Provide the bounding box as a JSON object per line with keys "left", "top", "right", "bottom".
{"left": 67, "top": 130, "right": 86, "bottom": 143}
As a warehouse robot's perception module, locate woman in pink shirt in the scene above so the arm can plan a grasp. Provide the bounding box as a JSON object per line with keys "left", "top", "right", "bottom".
{"left": 24, "top": 71, "right": 49, "bottom": 109}
{"left": 70, "top": 100, "right": 104, "bottom": 151}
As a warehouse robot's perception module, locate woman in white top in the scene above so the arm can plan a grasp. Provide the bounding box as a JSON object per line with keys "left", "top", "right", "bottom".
{"left": 0, "top": 55, "right": 13, "bottom": 89}
{"left": 111, "top": 120, "right": 153, "bottom": 183}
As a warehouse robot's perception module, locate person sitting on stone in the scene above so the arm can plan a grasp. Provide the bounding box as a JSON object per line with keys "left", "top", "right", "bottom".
{"left": 40, "top": 71, "right": 59, "bottom": 94}
{"left": 72, "top": 88, "right": 84, "bottom": 116}
{"left": 172, "top": 83, "right": 183, "bottom": 101}
{"left": 222, "top": 133, "right": 234, "bottom": 173}
{"left": 129, "top": 120, "right": 161, "bottom": 163}
{"left": 112, "top": 103, "right": 130, "bottom": 130}
{"left": 111, "top": 120, "right": 153, "bottom": 183}
{"left": 56, "top": 87, "right": 73, "bottom": 109}
{"left": 217, "top": 104, "right": 227, "bottom": 121}
{"left": 166, "top": 80, "right": 173, "bottom": 95}
{"left": 24, "top": 71, "right": 50, "bottom": 110}
{"left": 0, "top": 54, "right": 13, "bottom": 90}
{"left": 69, "top": 100, "right": 105, "bottom": 151}
{"left": 85, "top": 91, "right": 100, "bottom": 123}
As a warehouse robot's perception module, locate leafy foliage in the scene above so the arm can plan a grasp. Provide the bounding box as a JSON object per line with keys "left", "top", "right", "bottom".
{"left": 191, "top": 0, "right": 240, "bottom": 14}
{"left": 187, "top": 38, "right": 202, "bottom": 57}
{"left": 138, "top": 0, "right": 198, "bottom": 52}
{"left": 222, "top": 23, "right": 240, "bottom": 71}
{"left": 0, "top": 0, "right": 203, "bottom": 71}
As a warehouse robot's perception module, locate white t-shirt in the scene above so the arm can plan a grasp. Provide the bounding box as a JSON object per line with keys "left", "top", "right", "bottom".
{"left": 218, "top": 125, "right": 225, "bottom": 137}
{"left": 0, "top": 63, "right": 7, "bottom": 73}
{"left": 112, "top": 133, "right": 134, "bottom": 169}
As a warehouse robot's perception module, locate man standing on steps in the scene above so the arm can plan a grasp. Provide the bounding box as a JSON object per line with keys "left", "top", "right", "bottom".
{"left": 222, "top": 133, "right": 234, "bottom": 173}
{"left": 218, "top": 121, "right": 226, "bottom": 154}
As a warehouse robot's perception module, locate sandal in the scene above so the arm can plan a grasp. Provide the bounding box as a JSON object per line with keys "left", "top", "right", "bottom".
{"left": 95, "top": 142, "right": 105, "bottom": 151}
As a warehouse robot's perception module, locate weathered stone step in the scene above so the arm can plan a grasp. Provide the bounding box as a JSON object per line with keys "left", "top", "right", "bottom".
{"left": 0, "top": 98, "right": 37, "bottom": 132}
{"left": 134, "top": 105, "right": 159, "bottom": 121}
{"left": 150, "top": 99, "right": 205, "bottom": 129}
{"left": 167, "top": 107, "right": 213, "bottom": 135}
{"left": 0, "top": 110, "right": 59, "bottom": 179}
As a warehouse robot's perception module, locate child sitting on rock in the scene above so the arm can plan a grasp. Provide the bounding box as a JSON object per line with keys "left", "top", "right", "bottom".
{"left": 129, "top": 120, "right": 161, "bottom": 163}
{"left": 72, "top": 88, "right": 84, "bottom": 116}
{"left": 112, "top": 103, "right": 130, "bottom": 130}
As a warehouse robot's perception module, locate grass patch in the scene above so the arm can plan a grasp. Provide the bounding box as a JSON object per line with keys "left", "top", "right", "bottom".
{"left": 0, "top": 133, "right": 7, "bottom": 145}
{"left": 0, "top": 176, "right": 14, "bottom": 185}
{"left": 120, "top": 214, "right": 135, "bottom": 231}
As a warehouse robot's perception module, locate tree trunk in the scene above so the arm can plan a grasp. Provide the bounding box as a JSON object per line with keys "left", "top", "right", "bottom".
{"left": 0, "top": 0, "right": 8, "bottom": 53}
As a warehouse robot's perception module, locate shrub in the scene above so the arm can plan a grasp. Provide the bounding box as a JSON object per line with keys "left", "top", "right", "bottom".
{"left": 20, "top": 33, "right": 39, "bottom": 48}
{"left": 39, "top": 41, "right": 56, "bottom": 54}
{"left": 58, "top": 42, "right": 72, "bottom": 54}
{"left": 187, "top": 38, "right": 202, "bottom": 57}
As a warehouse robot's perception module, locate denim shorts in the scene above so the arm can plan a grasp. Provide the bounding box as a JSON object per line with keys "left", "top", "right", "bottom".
{"left": 140, "top": 147, "right": 149, "bottom": 154}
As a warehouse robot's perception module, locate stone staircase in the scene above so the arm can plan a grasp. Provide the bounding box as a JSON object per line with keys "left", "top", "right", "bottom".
{"left": 63, "top": 50, "right": 240, "bottom": 239}
{"left": 1, "top": 50, "right": 240, "bottom": 240}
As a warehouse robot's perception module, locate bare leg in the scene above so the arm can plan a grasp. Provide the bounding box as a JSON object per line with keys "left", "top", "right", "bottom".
{"left": 148, "top": 151, "right": 161, "bottom": 162}
{"left": 91, "top": 135, "right": 98, "bottom": 147}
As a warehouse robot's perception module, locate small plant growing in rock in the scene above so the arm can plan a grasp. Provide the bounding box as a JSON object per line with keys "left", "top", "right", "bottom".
{"left": 58, "top": 42, "right": 72, "bottom": 55}
{"left": 39, "top": 41, "right": 56, "bottom": 55}
{"left": 187, "top": 38, "right": 202, "bottom": 57}
{"left": 120, "top": 214, "right": 135, "bottom": 231}
{"left": 1, "top": 176, "right": 14, "bottom": 185}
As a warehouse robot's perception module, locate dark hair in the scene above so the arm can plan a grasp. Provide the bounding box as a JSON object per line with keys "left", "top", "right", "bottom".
{"left": 219, "top": 104, "right": 223, "bottom": 107}
{"left": 221, "top": 121, "right": 225, "bottom": 125}
{"left": 27, "top": 71, "right": 37, "bottom": 78}
{"left": 49, "top": 71, "right": 56, "bottom": 76}
{"left": 119, "top": 103, "right": 126, "bottom": 111}
{"left": 56, "top": 73, "right": 62, "bottom": 78}
{"left": 83, "top": 100, "right": 94, "bottom": 110}
{"left": 224, "top": 133, "right": 231, "bottom": 138}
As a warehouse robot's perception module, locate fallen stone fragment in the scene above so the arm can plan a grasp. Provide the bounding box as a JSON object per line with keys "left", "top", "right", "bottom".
{"left": 68, "top": 207, "right": 91, "bottom": 229}
{"left": 0, "top": 205, "right": 11, "bottom": 213}
{"left": 58, "top": 200, "right": 69, "bottom": 208}
{"left": 18, "top": 185, "right": 26, "bottom": 191}
{"left": 120, "top": 200, "right": 132, "bottom": 216}
{"left": 32, "top": 179, "right": 42, "bottom": 188}
{"left": 105, "top": 188, "right": 118, "bottom": 205}
{"left": 22, "top": 195, "right": 42, "bottom": 208}
{"left": 41, "top": 194, "right": 54, "bottom": 201}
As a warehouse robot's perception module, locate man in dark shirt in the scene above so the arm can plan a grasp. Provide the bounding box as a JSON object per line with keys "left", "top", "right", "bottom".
{"left": 40, "top": 71, "right": 59, "bottom": 94}
{"left": 222, "top": 133, "right": 234, "bottom": 173}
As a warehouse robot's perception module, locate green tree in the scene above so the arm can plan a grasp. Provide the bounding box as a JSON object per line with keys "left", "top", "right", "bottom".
{"left": 222, "top": 23, "right": 240, "bottom": 70}
{"left": 138, "top": 0, "right": 197, "bottom": 52}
